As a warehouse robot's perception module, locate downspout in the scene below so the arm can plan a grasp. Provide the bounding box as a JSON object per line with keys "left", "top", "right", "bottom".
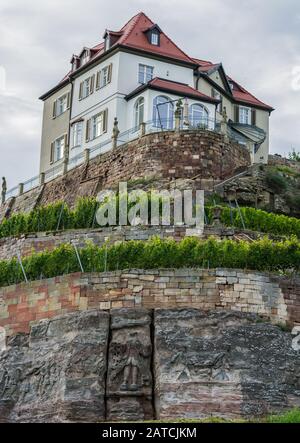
{"left": 67, "top": 78, "right": 74, "bottom": 160}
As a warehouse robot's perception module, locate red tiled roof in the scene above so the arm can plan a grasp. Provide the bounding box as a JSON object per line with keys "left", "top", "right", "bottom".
{"left": 107, "top": 12, "right": 196, "bottom": 64}
{"left": 227, "top": 76, "right": 274, "bottom": 111}
{"left": 126, "top": 77, "right": 220, "bottom": 104}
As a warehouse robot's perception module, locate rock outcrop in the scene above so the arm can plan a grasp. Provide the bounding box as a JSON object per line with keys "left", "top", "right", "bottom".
{"left": 0, "top": 308, "right": 300, "bottom": 422}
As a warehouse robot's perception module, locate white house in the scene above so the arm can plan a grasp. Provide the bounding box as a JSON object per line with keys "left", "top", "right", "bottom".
{"left": 39, "top": 11, "right": 273, "bottom": 172}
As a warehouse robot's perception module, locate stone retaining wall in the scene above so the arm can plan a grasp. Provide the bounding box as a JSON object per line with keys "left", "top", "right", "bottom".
{"left": 1, "top": 130, "right": 250, "bottom": 216}
{"left": 0, "top": 268, "right": 299, "bottom": 336}
{"left": 0, "top": 225, "right": 266, "bottom": 261}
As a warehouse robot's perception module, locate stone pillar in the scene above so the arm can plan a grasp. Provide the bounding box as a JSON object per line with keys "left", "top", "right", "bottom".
{"left": 174, "top": 99, "right": 183, "bottom": 132}
{"left": 112, "top": 117, "right": 120, "bottom": 149}
{"left": 39, "top": 172, "right": 45, "bottom": 187}
{"left": 1, "top": 177, "right": 7, "bottom": 205}
{"left": 220, "top": 106, "right": 229, "bottom": 141}
{"left": 139, "top": 122, "right": 146, "bottom": 138}
{"left": 211, "top": 205, "right": 223, "bottom": 227}
{"left": 247, "top": 140, "right": 255, "bottom": 164}
{"left": 18, "top": 183, "right": 24, "bottom": 196}
{"left": 84, "top": 148, "right": 90, "bottom": 164}
{"left": 63, "top": 141, "right": 69, "bottom": 175}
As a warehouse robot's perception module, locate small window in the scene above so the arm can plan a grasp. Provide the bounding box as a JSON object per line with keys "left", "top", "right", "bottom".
{"left": 72, "top": 122, "right": 83, "bottom": 148}
{"left": 81, "top": 50, "right": 90, "bottom": 66}
{"left": 86, "top": 110, "right": 108, "bottom": 142}
{"left": 239, "top": 106, "right": 251, "bottom": 125}
{"left": 96, "top": 64, "right": 112, "bottom": 89}
{"left": 138, "top": 64, "right": 154, "bottom": 84}
{"left": 54, "top": 136, "right": 65, "bottom": 162}
{"left": 151, "top": 32, "right": 159, "bottom": 45}
{"left": 57, "top": 95, "right": 68, "bottom": 116}
{"left": 79, "top": 76, "right": 95, "bottom": 100}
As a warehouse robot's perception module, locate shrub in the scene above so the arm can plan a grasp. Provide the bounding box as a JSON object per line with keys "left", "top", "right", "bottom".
{"left": 266, "top": 169, "right": 288, "bottom": 193}
{"left": 0, "top": 236, "right": 299, "bottom": 288}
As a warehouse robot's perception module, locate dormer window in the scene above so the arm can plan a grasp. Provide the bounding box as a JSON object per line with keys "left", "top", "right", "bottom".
{"left": 105, "top": 36, "right": 110, "bottom": 51}
{"left": 81, "top": 50, "right": 90, "bottom": 66}
{"left": 151, "top": 32, "right": 159, "bottom": 45}
{"left": 144, "top": 24, "right": 161, "bottom": 46}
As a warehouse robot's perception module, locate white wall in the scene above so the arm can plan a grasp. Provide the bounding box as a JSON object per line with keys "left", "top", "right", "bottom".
{"left": 117, "top": 51, "right": 195, "bottom": 94}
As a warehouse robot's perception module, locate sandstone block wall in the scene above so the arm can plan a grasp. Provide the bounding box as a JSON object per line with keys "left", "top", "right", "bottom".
{"left": 0, "top": 269, "right": 299, "bottom": 337}
{"left": 0, "top": 225, "right": 269, "bottom": 262}
{"left": 2, "top": 130, "right": 250, "bottom": 215}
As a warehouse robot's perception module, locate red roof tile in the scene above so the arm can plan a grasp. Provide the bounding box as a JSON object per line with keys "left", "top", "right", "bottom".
{"left": 107, "top": 12, "right": 196, "bottom": 64}
{"left": 126, "top": 77, "right": 219, "bottom": 104}
{"left": 227, "top": 76, "right": 274, "bottom": 111}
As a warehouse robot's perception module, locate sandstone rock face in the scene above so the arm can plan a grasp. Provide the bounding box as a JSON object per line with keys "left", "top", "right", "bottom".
{"left": 154, "top": 309, "right": 300, "bottom": 420}
{"left": 1, "top": 308, "right": 300, "bottom": 422}
{"left": 0, "top": 310, "right": 109, "bottom": 423}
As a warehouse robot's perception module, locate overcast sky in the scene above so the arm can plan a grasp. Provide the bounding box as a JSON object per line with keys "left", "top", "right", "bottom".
{"left": 0, "top": 0, "right": 299, "bottom": 189}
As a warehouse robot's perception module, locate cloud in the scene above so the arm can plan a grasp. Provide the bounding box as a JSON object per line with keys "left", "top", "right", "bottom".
{"left": 0, "top": 0, "right": 299, "bottom": 188}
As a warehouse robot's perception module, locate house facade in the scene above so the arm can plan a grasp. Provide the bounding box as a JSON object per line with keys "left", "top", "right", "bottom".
{"left": 39, "top": 12, "right": 274, "bottom": 173}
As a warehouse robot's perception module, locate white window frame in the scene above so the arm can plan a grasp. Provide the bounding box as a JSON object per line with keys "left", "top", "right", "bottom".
{"left": 72, "top": 122, "right": 83, "bottom": 148}
{"left": 83, "top": 78, "right": 91, "bottom": 98}
{"left": 239, "top": 106, "right": 251, "bottom": 125}
{"left": 151, "top": 32, "right": 159, "bottom": 45}
{"left": 56, "top": 94, "right": 68, "bottom": 116}
{"left": 92, "top": 113, "right": 105, "bottom": 139}
{"left": 54, "top": 136, "right": 65, "bottom": 162}
{"left": 138, "top": 64, "right": 154, "bottom": 84}
{"left": 81, "top": 50, "right": 89, "bottom": 66}
{"left": 134, "top": 97, "right": 145, "bottom": 129}
{"left": 189, "top": 104, "right": 209, "bottom": 127}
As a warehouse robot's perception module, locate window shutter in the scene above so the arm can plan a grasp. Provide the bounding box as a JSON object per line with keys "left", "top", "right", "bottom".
{"left": 96, "top": 71, "right": 100, "bottom": 90}
{"left": 108, "top": 64, "right": 112, "bottom": 83}
{"left": 234, "top": 105, "right": 239, "bottom": 123}
{"left": 103, "top": 109, "right": 108, "bottom": 133}
{"left": 90, "top": 75, "right": 95, "bottom": 94}
{"left": 85, "top": 119, "right": 91, "bottom": 142}
{"left": 67, "top": 92, "right": 71, "bottom": 109}
{"left": 52, "top": 101, "right": 57, "bottom": 119}
{"left": 251, "top": 109, "right": 256, "bottom": 126}
{"left": 79, "top": 82, "right": 83, "bottom": 100}
{"left": 50, "top": 142, "right": 55, "bottom": 164}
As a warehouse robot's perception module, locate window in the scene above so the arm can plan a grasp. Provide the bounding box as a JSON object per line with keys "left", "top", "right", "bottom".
{"left": 50, "top": 135, "right": 65, "bottom": 163}
{"left": 239, "top": 106, "right": 251, "bottom": 124}
{"left": 96, "top": 64, "right": 112, "bottom": 89}
{"left": 57, "top": 95, "right": 68, "bottom": 116}
{"left": 52, "top": 93, "right": 70, "bottom": 118}
{"left": 189, "top": 104, "right": 209, "bottom": 128}
{"left": 86, "top": 109, "right": 108, "bottom": 142}
{"left": 138, "top": 64, "right": 154, "bottom": 84}
{"left": 134, "top": 97, "right": 145, "bottom": 129}
{"left": 151, "top": 32, "right": 159, "bottom": 45}
{"left": 81, "top": 50, "right": 90, "bottom": 66}
{"left": 79, "top": 76, "right": 95, "bottom": 99}
{"left": 153, "top": 95, "right": 174, "bottom": 129}
{"left": 104, "top": 36, "right": 110, "bottom": 51}
{"left": 72, "top": 122, "right": 83, "bottom": 148}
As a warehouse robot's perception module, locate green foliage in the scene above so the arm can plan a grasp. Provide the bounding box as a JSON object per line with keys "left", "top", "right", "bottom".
{"left": 1, "top": 195, "right": 300, "bottom": 241}
{"left": 206, "top": 205, "right": 300, "bottom": 238}
{"left": 0, "top": 236, "right": 299, "bottom": 288}
{"left": 288, "top": 148, "right": 300, "bottom": 162}
{"left": 266, "top": 408, "right": 300, "bottom": 423}
{"left": 266, "top": 168, "right": 288, "bottom": 193}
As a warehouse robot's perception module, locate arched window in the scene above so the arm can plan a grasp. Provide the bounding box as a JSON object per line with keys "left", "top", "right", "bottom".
{"left": 153, "top": 95, "right": 174, "bottom": 129}
{"left": 189, "top": 104, "right": 209, "bottom": 128}
{"left": 134, "top": 97, "right": 145, "bottom": 130}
